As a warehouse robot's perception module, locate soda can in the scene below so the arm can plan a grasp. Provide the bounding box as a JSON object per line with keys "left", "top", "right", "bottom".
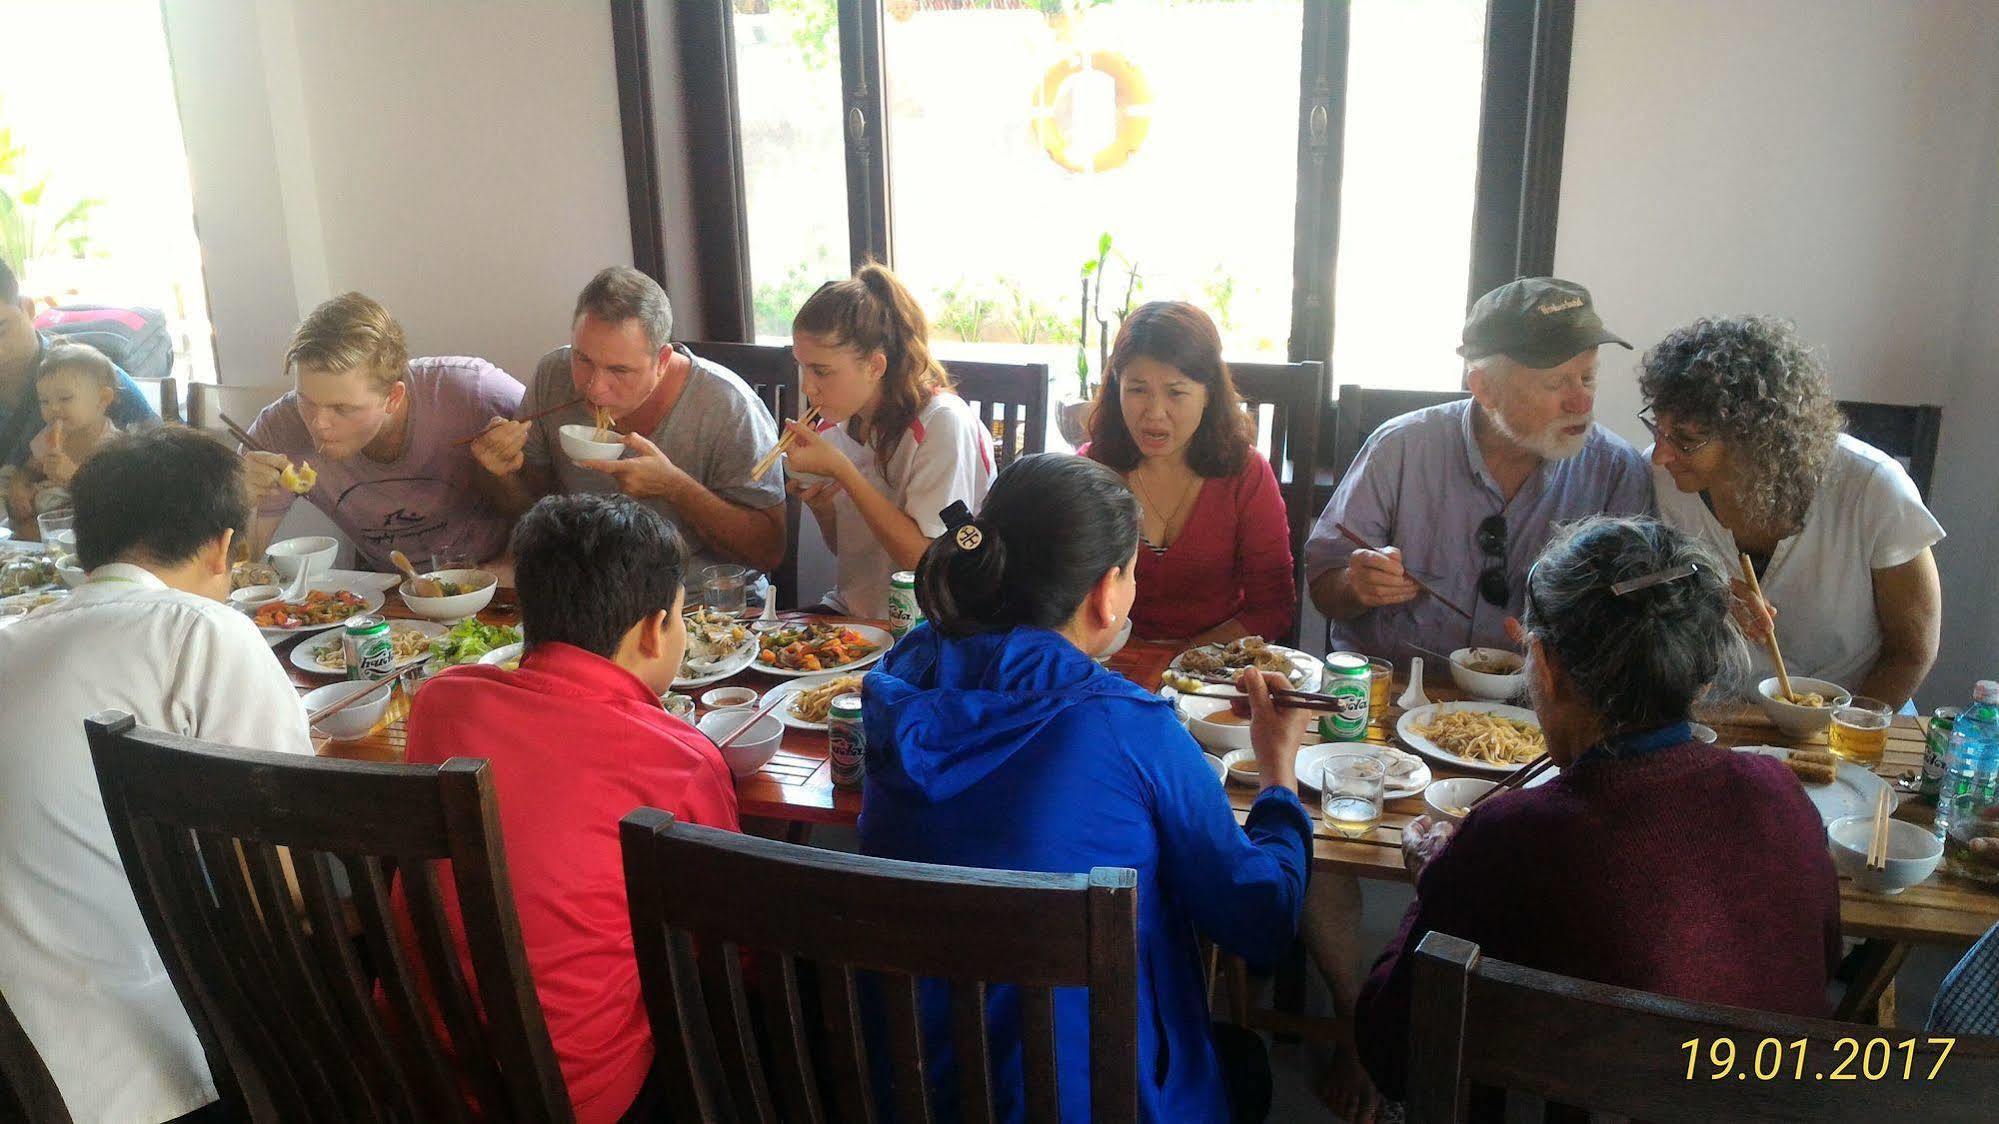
{"left": 1318, "top": 652, "right": 1372, "bottom": 741}
{"left": 1921, "top": 706, "right": 1959, "bottom": 803}
{"left": 888, "top": 570, "right": 922, "bottom": 639}
{"left": 829, "top": 693, "right": 867, "bottom": 789}
{"left": 343, "top": 615, "right": 395, "bottom": 681}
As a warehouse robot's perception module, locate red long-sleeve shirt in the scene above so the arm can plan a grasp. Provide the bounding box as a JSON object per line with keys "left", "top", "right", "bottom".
{"left": 1121, "top": 450, "right": 1297, "bottom": 642}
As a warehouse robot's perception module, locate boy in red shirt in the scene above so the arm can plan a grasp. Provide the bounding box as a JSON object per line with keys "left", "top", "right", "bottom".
{"left": 403, "top": 493, "right": 739, "bottom": 1123}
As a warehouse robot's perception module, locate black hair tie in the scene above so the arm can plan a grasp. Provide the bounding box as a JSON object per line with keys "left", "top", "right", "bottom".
{"left": 941, "top": 500, "right": 984, "bottom": 551}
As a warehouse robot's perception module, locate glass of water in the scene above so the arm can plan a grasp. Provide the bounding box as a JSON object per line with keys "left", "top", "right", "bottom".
{"left": 1321, "top": 753, "right": 1387, "bottom": 839}
{"left": 703, "top": 564, "right": 748, "bottom": 617}
{"left": 37, "top": 509, "right": 75, "bottom": 552}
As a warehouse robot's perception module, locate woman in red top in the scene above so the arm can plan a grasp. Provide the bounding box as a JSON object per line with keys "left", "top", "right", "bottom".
{"left": 1085, "top": 301, "right": 1296, "bottom": 644}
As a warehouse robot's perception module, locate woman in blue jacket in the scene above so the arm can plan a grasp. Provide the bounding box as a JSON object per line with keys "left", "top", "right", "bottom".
{"left": 860, "top": 452, "right": 1313, "bottom": 1122}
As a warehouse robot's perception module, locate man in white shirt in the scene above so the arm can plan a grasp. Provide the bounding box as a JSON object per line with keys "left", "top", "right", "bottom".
{"left": 0, "top": 426, "right": 311, "bottom": 1124}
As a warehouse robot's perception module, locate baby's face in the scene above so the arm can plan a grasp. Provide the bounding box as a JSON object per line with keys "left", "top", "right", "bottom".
{"left": 36, "top": 369, "right": 114, "bottom": 429}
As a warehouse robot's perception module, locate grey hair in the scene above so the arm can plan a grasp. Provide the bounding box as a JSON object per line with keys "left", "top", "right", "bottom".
{"left": 573, "top": 266, "right": 673, "bottom": 351}
{"left": 1523, "top": 515, "right": 1749, "bottom": 733}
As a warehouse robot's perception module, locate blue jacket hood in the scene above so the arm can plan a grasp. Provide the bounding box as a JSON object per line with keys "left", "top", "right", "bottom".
{"left": 861, "top": 624, "right": 1170, "bottom": 800}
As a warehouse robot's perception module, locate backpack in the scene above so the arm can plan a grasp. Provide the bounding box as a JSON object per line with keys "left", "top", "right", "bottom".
{"left": 33, "top": 305, "right": 174, "bottom": 383}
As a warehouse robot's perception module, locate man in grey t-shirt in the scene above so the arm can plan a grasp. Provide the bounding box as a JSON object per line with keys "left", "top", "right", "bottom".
{"left": 469, "top": 268, "right": 786, "bottom": 579}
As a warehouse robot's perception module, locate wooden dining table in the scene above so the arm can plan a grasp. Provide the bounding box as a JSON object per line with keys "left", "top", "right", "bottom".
{"left": 298, "top": 587, "right": 1997, "bottom": 1023}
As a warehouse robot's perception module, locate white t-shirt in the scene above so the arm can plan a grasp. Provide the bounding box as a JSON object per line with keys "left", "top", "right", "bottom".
{"left": 0, "top": 564, "right": 312, "bottom": 1124}
{"left": 1652, "top": 434, "right": 1945, "bottom": 690}
{"left": 819, "top": 393, "right": 994, "bottom": 619}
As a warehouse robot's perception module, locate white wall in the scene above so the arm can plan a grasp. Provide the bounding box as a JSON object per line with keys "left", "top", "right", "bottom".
{"left": 163, "top": 0, "right": 634, "bottom": 385}
{"left": 1557, "top": 0, "right": 1999, "bottom": 707}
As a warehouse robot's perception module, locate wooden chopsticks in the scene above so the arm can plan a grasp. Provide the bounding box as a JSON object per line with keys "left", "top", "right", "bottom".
{"left": 1736, "top": 552, "right": 1796, "bottom": 703}
{"left": 219, "top": 413, "right": 268, "bottom": 454}
{"left": 750, "top": 405, "right": 823, "bottom": 478}
{"left": 450, "top": 396, "right": 588, "bottom": 447}
{"left": 306, "top": 663, "right": 422, "bottom": 727}
{"left": 1465, "top": 753, "right": 1558, "bottom": 812}
{"left": 1865, "top": 786, "right": 1893, "bottom": 872}
{"left": 1334, "top": 523, "right": 1473, "bottom": 621}
{"left": 712, "top": 690, "right": 790, "bottom": 750}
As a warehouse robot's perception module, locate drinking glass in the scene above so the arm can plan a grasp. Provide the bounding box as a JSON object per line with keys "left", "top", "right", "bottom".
{"left": 427, "top": 550, "right": 472, "bottom": 575}
{"left": 703, "top": 564, "right": 748, "bottom": 617}
{"left": 37, "top": 509, "right": 75, "bottom": 553}
{"left": 1367, "top": 656, "right": 1393, "bottom": 726}
{"left": 1829, "top": 696, "right": 1892, "bottom": 765}
{"left": 1320, "top": 753, "right": 1386, "bottom": 839}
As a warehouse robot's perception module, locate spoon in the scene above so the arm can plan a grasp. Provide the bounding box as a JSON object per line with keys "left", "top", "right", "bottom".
{"left": 390, "top": 550, "right": 442, "bottom": 598}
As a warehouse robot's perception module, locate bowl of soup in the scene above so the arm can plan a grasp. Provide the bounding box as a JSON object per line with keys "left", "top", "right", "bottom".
{"left": 1220, "top": 748, "right": 1263, "bottom": 787}
{"left": 1180, "top": 695, "right": 1254, "bottom": 752}
{"left": 1448, "top": 647, "right": 1526, "bottom": 702}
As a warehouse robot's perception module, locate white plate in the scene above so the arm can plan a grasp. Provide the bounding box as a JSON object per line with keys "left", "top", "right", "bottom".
{"left": 1165, "top": 643, "right": 1323, "bottom": 697}
{"left": 253, "top": 582, "right": 386, "bottom": 637}
{"left": 291, "top": 619, "right": 448, "bottom": 676}
{"left": 761, "top": 672, "right": 869, "bottom": 731}
{"left": 752, "top": 622, "right": 895, "bottom": 678}
{"left": 1737, "top": 745, "right": 1893, "bottom": 826}
{"left": 674, "top": 635, "right": 759, "bottom": 689}
{"left": 1397, "top": 702, "right": 1547, "bottom": 776}
{"left": 1300, "top": 743, "right": 1433, "bottom": 800}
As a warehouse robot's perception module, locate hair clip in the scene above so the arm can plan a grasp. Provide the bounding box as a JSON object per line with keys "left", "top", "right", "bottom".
{"left": 1609, "top": 563, "right": 1698, "bottom": 597}
{"left": 940, "top": 500, "right": 983, "bottom": 551}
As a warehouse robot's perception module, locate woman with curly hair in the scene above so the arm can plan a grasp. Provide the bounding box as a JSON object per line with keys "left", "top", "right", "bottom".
{"left": 1639, "top": 315, "right": 1943, "bottom": 707}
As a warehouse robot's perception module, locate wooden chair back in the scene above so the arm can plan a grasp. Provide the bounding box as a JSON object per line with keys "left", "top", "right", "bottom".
{"left": 620, "top": 808, "right": 1139, "bottom": 1123}
{"left": 0, "top": 983, "right": 70, "bottom": 1124}
{"left": 1409, "top": 931, "right": 1999, "bottom": 1123}
{"left": 1230, "top": 360, "right": 1328, "bottom": 619}
{"left": 83, "top": 712, "right": 572, "bottom": 1124}
{"left": 1837, "top": 400, "right": 1942, "bottom": 500}
{"left": 1331, "top": 384, "right": 1468, "bottom": 480}
{"left": 941, "top": 358, "right": 1048, "bottom": 470}
{"left": 130, "top": 375, "right": 181, "bottom": 424}
{"left": 186, "top": 382, "right": 291, "bottom": 437}
{"left": 684, "top": 341, "right": 805, "bottom": 610}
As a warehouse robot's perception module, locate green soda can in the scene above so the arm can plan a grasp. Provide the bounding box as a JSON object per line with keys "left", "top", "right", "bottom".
{"left": 829, "top": 694, "right": 867, "bottom": 789}
{"left": 1921, "top": 707, "right": 1959, "bottom": 803}
{"left": 1318, "top": 652, "right": 1372, "bottom": 741}
{"left": 888, "top": 570, "right": 922, "bottom": 639}
{"left": 342, "top": 615, "right": 395, "bottom": 681}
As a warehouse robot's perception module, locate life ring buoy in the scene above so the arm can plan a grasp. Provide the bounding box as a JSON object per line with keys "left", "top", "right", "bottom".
{"left": 1030, "top": 48, "right": 1152, "bottom": 174}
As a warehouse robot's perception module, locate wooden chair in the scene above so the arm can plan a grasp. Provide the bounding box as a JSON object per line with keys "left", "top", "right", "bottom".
{"left": 186, "top": 382, "right": 291, "bottom": 437}
{"left": 619, "top": 808, "right": 1139, "bottom": 1122}
{"left": 1231, "top": 360, "right": 1328, "bottom": 627}
{"left": 129, "top": 375, "right": 181, "bottom": 425}
{"left": 1331, "top": 383, "right": 1468, "bottom": 480}
{"left": 0, "top": 983, "right": 70, "bottom": 1124}
{"left": 684, "top": 341, "right": 805, "bottom": 610}
{"left": 942, "top": 358, "right": 1048, "bottom": 469}
{"left": 1838, "top": 400, "right": 1942, "bottom": 500}
{"left": 84, "top": 712, "right": 572, "bottom": 1124}
{"left": 1408, "top": 931, "right": 1999, "bottom": 1123}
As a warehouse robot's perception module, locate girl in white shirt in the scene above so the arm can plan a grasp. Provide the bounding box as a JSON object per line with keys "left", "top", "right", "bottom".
{"left": 776, "top": 264, "right": 994, "bottom": 619}
{"left": 1639, "top": 315, "right": 1943, "bottom": 708}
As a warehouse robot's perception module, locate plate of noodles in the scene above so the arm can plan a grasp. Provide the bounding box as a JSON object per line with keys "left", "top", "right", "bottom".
{"left": 762, "top": 672, "right": 868, "bottom": 731}
{"left": 292, "top": 619, "right": 447, "bottom": 676}
{"left": 1397, "top": 702, "right": 1548, "bottom": 776}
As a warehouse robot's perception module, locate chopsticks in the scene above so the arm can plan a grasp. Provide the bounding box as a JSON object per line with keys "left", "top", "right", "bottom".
{"left": 1736, "top": 552, "right": 1796, "bottom": 703}
{"left": 219, "top": 413, "right": 268, "bottom": 455}
{"left": 305, "top": 663, "right": 421, "bottom": 727}
{"left": 749, "top": 405, "right": 823, "bottom": 478}
{"left": 450, "top": 396, "right": 589, "bottom": 447}
{"left": 1465, "top": 754, "right": 1559, "bottom": 812}
{"left": 1333, "top": 523, "right": 1473, "bottom": 621}
{"left": 713, "top": 690, "right": 790, "bottom": 750}
{"left": 1865, "top": 786, "right": 1893, "bottom": 872}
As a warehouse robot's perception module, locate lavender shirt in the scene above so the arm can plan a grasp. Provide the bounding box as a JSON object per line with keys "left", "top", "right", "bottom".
{"left": 1305, "top": 399, "right": 1652, "bottom": 660}
{"left": 248, "top": 356, "right": 525, "bottom": 572}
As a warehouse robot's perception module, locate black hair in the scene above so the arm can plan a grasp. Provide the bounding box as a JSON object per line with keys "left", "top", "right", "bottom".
{"left": 511, "top": 493, "right": 687, "bottom": 659}
{"left": 916, "top": 453, "right": 1140, "bottom": 638}
{"left": 71, "top": 427, "right": 250, "bottom": 570}
{"left": 0, "top": 256, "right": 17, "bottom": 306}
{"left": 38, "top": 341, "right": 118, "bottom": 389}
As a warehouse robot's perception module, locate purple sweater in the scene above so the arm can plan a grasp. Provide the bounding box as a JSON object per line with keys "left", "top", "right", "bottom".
{"left": 1356, "top": 740, "right": 1842, "bottom": 1098}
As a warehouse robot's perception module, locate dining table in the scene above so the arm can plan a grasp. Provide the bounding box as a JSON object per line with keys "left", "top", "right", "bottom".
{"left": 296, "top": 586, "right": 1998, "bottom": 1026}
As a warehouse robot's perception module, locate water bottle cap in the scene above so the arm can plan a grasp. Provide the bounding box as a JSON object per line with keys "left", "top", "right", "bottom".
{"left": 1976, "top": 680, "right": 1999, "bottom": 704}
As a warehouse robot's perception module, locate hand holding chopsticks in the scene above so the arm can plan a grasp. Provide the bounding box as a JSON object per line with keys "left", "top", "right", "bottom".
{"left": 1334, "top": 523, "right": 1474, "bottom": 621}
{"left": 451, "top": 397, "right": 587, "bottom": 447}
{"left": 1465, "top": 753, "right": 1557, "bottom": 812}
{"left": 1735, "top": 552, "right": 1795, "bottom": 703}
{"left": 750, "top": 405, "right": 823, "bottom": 479}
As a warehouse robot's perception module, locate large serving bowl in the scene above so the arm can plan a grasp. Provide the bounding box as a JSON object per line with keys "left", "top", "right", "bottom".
{"left": 697, "top": 707, "right": 785, "bottom": 776}
{"left": 1827, "top": 815, "right": 1943, "bottom": 895}
{"left": 1447, "top": 647, "right": 1526, "bottom": 702}
{"left": 1755, "top": 676, "right": 1851, "bottom": 738}
{"left": 401, "top": 569, "right": 498, "bottom": 621}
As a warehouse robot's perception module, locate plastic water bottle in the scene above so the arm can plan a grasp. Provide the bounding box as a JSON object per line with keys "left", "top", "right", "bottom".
{"left": 1935, "top": 680, "right": 1999, "bottom": 883}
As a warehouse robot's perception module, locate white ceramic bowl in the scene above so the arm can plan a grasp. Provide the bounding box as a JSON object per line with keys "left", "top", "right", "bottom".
{"left": 301, "top": 680, "right": 395, "bottom": 741}
{"left": 229, "top": 584, "right": 285, "bottom": 612}
{"left": 1828, "top": 815, "right": 1943, "bottom": 895}
{"left": 1181, "top": 696, "right": 1254, "bottom": 752}
{"left": 55, "top": 553, "right": 87, "bottom": 588}
{"left": 697, "top": 707, "right": 785, "bottom": 776}
{"left": 1095, "top": 618, "right": 1133, "bottom": 663}
{"left": 1220, "top": 748, "right": 1264, "bottom": 787}
{"left": 1448, "top": 647, "right": 1527, "bottom": 702}
{"left": 477, "top": 641, "right": 524, "bottom": 669}
{"left": 265, "top": 535, "right": 338, "bottom": 584}
{"left": 701, "top": 685, "right": 759, "bottom": 709}
{"left": 662, "top": 693, "right": 696, "bottom": 719}
{"left": 1689, "top": 722, "right": 1718, "bottom": 744}
{"left": 401, "top": 569, "right": 498, "bottom": 621}
{"left": 1755, "top": 677, "right": 1851, "bottom": 738}
{"left": 1424, "top": 777, "right": 1500, "bottom": 825}
{"left": 1203, "top": 752, "right": 1228, "bottom": 783}
{"left": 560, "top": 423, "right": 626, "bottom": 463}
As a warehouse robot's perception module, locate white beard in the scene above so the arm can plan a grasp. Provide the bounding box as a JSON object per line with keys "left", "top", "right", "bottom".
{"left": 1494, "top": 409, "right": 1593, "bottom": 461}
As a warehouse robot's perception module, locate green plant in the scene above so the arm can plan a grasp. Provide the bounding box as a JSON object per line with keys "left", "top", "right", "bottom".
{"left": 1201, "top": 267, "right": 1238, "bottom": 333}
{"left": 752, "top": 260, "right": 827, "bottom": 339}
{"left": 998, "top": 276, "right": 1075, "bottom": 346}
{"left": 0, "top": 116, "right": 101, "bottom": 273}
{"left": 1075, "top": 231, "right": 1140, "bottom": 398}
{"left": 933, "top": 280, "right": 997, "bottom": 342}
{"left": 764, "top": 0, "right": 837, "bottom": 71}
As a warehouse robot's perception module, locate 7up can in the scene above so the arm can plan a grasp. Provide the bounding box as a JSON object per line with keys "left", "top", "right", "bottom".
{"left": 1318, "top": 652, "right": 1372, "bottom": 741}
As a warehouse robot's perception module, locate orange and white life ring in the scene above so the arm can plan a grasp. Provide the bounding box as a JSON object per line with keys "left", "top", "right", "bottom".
{"left": 1029, "top": 48, "right": 1153, "bottom": 174}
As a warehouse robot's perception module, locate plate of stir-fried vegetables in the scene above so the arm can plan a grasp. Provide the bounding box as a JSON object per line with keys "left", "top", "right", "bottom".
{"left": 251, "top": 585, "right": 382, "bottom": 634}
{"left": 754, "top": 621, "right": 891, "bottom": 677}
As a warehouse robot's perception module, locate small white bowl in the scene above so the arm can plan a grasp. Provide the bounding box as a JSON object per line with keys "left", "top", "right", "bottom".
{"left": 1095, "top": 618, "right": 1133, "bottom": 663}
{"left": 697, "top": 706, "right": 785, "bottom": 776}
{"left": 229, "top": 584, "right": 285, "bottom": 612}
{"left": 560, "top": 423, "right": 626, "bottom": 463}
{"left": 1220, "top": 748, "right": 1264, "bottom": 787}
{"left": 1689, "top": 722, "right": 1718, "bottom": 744}
{"left": 1203, "top": 752, "right": 1228, "bottom": 783}
{"left": 1424, "top": 777, "right": 1499, "bottom": 825}
{"left": 1182, "top": 696, "right": 1253, "bottom": 752}
{"left": 1448, "top": 647, "right": 1527, "bottom": 702}
{"left": 662, "top": 693, "right": 695, "bottom": 719}
{"left": 266, "top": 535, "right": 339, "bottom": 584}
{"left": 701, "top": 685, "right": 759, "bottom": 710}
{"left": 302, "top": 680, "right": 394, "bottom": 741}
{"left": 1755, "top": 676, "right": 1851, "bottom": 738}
{"left": 1828, "top": 815, "right": 1943, "bottom": 895}
{"left": 401, "top": 569, "right": 498, "bottom": 621}
{"left": 56, "top": 553, "right": 87, "bottom": 588}
{"left": 477, "top": 641, "right": 524, "bottom": 669}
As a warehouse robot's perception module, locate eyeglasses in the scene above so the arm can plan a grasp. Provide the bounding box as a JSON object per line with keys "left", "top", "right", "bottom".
{"left": 1638, "top": 410, "right": 1714, "bottom": 456}
{"left": 1476, "top": 514, "right": 1509, "bottom": 608}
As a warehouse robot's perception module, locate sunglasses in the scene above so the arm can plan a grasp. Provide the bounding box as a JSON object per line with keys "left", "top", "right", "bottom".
{"left": 1477, "top": 514, "right": 1508, "bottom": 608}
{"left": 1638, "top": 410, "right": 1714, "bottom": 456}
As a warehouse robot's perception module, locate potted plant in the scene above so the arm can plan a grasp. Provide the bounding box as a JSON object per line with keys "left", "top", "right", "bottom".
{"left": 1057, "top": 230, "right": 1140, "bottom": 446}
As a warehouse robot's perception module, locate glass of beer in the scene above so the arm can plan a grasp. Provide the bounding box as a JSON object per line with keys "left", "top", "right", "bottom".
{"left": 1321, "top": 753, "right": 1386, "bottom": 839}
{"left": 1829, "top": 696, "right": 1892, "bottom": 765}
{"left": 1367, "top": 657, "right": 1394, "bottom": 727}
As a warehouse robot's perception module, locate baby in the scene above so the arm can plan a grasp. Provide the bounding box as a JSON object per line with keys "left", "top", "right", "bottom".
{"left": 5, "top": 342, "right": 123, "bottom": 525}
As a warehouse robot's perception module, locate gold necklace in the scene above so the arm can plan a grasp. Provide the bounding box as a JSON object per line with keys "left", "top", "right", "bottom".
{"left": 1130, "top": 464, "right": 1200, "bottom": 545}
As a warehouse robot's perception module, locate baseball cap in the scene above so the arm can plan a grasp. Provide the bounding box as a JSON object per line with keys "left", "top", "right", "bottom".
{"left": 1457, "top": 277, "right": 1630, "bottom": 369}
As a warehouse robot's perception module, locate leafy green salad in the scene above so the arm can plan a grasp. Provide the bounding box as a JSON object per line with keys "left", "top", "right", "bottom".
{"left": 429, "top": 619, "right": 522, "bottom": 666}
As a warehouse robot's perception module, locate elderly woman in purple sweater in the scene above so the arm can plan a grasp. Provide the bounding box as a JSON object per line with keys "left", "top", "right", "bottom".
{"left": 1356, "top": 515, "right": 1841, "bottom": 1100}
